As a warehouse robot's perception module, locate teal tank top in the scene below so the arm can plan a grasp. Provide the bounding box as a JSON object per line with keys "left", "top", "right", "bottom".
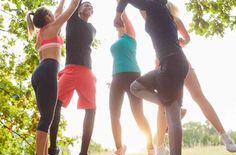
{"left": 110, "top": 34, "right": 140, "bottom": 75}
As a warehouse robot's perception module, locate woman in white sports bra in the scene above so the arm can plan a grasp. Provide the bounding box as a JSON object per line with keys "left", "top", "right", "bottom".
{"left": 26, "top": 0, "right": 80, "bottom": 154}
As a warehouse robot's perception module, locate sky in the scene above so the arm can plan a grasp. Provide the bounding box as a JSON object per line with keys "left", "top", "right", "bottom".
{"left": 0, "top": 0, "right": 235, "bottom": 154}
{"left": 54, "top": 0, "right": 236, "bottom": 153}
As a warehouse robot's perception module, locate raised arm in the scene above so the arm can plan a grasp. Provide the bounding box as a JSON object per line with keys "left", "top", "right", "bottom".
{"left": 114, "top": 0, "right": 148, "bottom": 27}
{"left": 117, "top": 0, "right": 148, "bottom": 13}
{"left": 122, "top": 12, "right": 136, "bottom": 38}
{"left": 175, "top": 17, "right": 190, "bottom": 47}
{"left": 54, "top": 0, "right": 65, "bottom": 19}
{"left": 67, "top": 0, "right": 83, "bottom": 23}
{"left": 51, "top": 0, "right": 80, "bottom": 31}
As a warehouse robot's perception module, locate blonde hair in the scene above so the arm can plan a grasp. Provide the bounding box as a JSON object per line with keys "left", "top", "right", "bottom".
{"left": 26, "top": 12, "right": 35, "bottom": 39}
{"left": 166, "top": 1, "right": 179, "bottom": 18}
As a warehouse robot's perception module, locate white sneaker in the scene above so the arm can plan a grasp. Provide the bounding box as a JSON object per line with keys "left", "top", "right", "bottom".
{"left": 156, "top": 144, "right": 169, "bottom": 155}
{"left": 220, "top": 133, "right": 236, "bottom": 152}
{"left": 115, "top": 145, "right": 127, "bottom": 155}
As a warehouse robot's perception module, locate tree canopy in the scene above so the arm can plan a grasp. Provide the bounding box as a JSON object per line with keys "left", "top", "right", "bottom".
{"left": 185, "top": 0, "right": 236, "bottom": 37}
{"left": 0, "top": 0, "right": 74, "bottom": 154}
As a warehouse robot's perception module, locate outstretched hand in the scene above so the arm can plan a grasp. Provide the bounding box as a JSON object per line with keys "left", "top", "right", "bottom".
{"left": 114, "top": 13, "right": 124, "bottom": 28}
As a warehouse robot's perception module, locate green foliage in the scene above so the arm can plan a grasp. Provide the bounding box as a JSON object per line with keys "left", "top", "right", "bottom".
{"left": 228, "top": 131, "right": 236, "bottom": 143}
{"left": 89, "top": 140, "right": 109, "bottom": 153}
{"left": 182, "top": 121, "right": 220, "bottom": 147}
{"left": 185, "top": 0, "right": 236, "bottom": 37}
{"left": 92, "top": 38, "right": 101, "bottom": 50}
{"left": 0, "top": 0, "right": 76, "bottom": 154}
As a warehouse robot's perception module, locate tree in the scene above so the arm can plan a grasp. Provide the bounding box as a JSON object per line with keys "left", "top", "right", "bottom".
{"left": 0, "top": 0, "right": 101, "bottom": 153}
{"left": 185, "top": 0, "right": 236, "bottom": 37}
{"left": 0, "top": 0, "right": 74, "bottom": 154}
{"left": 182, "top": 121, "right": 220, "bottom": 147}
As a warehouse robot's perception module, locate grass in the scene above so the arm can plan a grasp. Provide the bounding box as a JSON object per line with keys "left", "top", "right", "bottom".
{"left": 91, "top": 146, "right": 236, "bottom": 155}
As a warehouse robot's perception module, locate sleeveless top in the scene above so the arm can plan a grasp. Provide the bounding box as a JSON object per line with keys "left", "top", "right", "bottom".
{"left": 37, "top": 27, "right": 64, "bottom": 52}
{"left": 110, "top": 34, "right": 140, "bottom": 75}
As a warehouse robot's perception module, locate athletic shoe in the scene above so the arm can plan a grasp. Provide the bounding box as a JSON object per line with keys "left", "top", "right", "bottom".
{"left": 48, "top": 147, "right": 62, "bottom": 155}
{"left": 220, "top": 133, "right": 236, "bottom": 152}
{"left": 114, "top": 145, "right": 127, "bottom": 155}
{"left": 156, "top": 144, "right": 169, "bottom": 155}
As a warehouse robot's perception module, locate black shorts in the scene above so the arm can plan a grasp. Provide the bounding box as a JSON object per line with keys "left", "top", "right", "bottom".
{"left": 136, "top": 53, "right": 189, "bottom": 105}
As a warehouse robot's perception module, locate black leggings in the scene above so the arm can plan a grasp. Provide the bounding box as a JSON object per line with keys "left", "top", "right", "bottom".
{"left": 31, "top": 59, "right": 59, "bottom": 133}
{"left": 49, "top": 101, "right": 96, "bottom": 155}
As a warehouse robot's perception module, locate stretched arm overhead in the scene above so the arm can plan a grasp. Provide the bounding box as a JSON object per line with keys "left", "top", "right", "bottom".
{"left": 175, "top": 17, "right": 190, "bottom": 47}
{"left": 54, "top": 0, "right": 65, "bottom": 19}
{"left": 115, "top": 0, "right": 136, "bottom": 38}
{"left": 122, "top": 12, "right": 136, "bottom": 38}
{"left": 114, "top": 0, "right": 148, "bottom": 27}
{"left": 67, "top": 0, "right": 83, "bottom": 24}
{"left": 117, "top": 0, "right": 148, "bottom": 13}
{"left": 51, "top": 0, "right": 81, "bottom": 31}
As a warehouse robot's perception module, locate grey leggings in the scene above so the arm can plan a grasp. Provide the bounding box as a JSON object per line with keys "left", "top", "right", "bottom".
{"left": 130, "top": 54, "right": 189, "bottom": 155}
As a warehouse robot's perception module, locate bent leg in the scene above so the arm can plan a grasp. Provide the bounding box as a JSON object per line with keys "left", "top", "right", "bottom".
{"left": 128, "top": 91, "right": 154, "bottom": 150}
{"left": 156, "top": 105, "right": 167, "bottom": 146}
{"left": 130, "top": 81, "right": 162, "bottom": 104}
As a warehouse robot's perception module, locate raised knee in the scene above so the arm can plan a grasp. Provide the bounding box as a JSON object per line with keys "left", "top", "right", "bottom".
{"left": 130, "top": 81, "right": 139, "bottom": 94}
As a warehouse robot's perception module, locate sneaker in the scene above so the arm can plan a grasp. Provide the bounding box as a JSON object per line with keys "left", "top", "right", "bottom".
{"left": 48, "top": 147, "right": 62, "bottom": 155}
{"left": 220, "top": 133, "right": 236, "bottom": 152}
{"left": 156, "top": 144, "right": 169, "bottom": 155}
{"left": 148, "top": 149, "right": 155, "bottom": 155}
{"left": 114, "top": 145, "right": 127, "bottom": 155}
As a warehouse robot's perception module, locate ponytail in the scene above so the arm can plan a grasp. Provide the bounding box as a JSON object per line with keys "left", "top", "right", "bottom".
{"left": 166, "top": 1, "right": 179, "bottom": 18}
{"left": 26, "top": 12, "right": 35, "bottom": 39}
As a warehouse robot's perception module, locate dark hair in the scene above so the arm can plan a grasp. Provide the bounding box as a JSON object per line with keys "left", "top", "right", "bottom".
{"left": 33, "top": 6, "right": 49, "bottom": 28}
{"left": 26, "top": 6, "right": 50, "bottom": 39}
{"left": 80, "top": 1, "right": 91, "bottom": 6}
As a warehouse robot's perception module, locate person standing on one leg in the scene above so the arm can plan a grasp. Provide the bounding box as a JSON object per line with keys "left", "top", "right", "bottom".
{"left": 49, "top": 1, "right": 96, "bottom": 155}
{"left": 109, "top": 6, "right": 154, "bottom": 155}
{"left": 155, "top": 1, "right": 236, "bottom": 154}
{"left": 114, "top": 1, "right": 189, "bottom": 155}
{"left": 26, "top": 0, "right": 80, "bottom": 154}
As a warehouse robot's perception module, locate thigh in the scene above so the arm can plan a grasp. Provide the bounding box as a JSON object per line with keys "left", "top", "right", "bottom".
{"left": 109, "top": 78, "right": 125, "bottom": 114}
{"left": 75, "top": 69, "right": 96, "bottom": 108}
{"left": 58, "top": 70, "right": 75, "bottom": 107}
{"left": 136, "top": 69, "right": 160, "bottom": 91}
{"left": 36, "top": 73, "right": 58, "bottom": 116}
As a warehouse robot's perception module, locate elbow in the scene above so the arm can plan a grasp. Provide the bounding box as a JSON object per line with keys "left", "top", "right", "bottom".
{"left": 185, "top": 37, "right": 190, "bottom": 44}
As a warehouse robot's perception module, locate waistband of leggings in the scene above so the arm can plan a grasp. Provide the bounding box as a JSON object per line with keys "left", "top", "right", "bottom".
{"left": 40, "top": 58, "right": 59, "bottom": 65}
